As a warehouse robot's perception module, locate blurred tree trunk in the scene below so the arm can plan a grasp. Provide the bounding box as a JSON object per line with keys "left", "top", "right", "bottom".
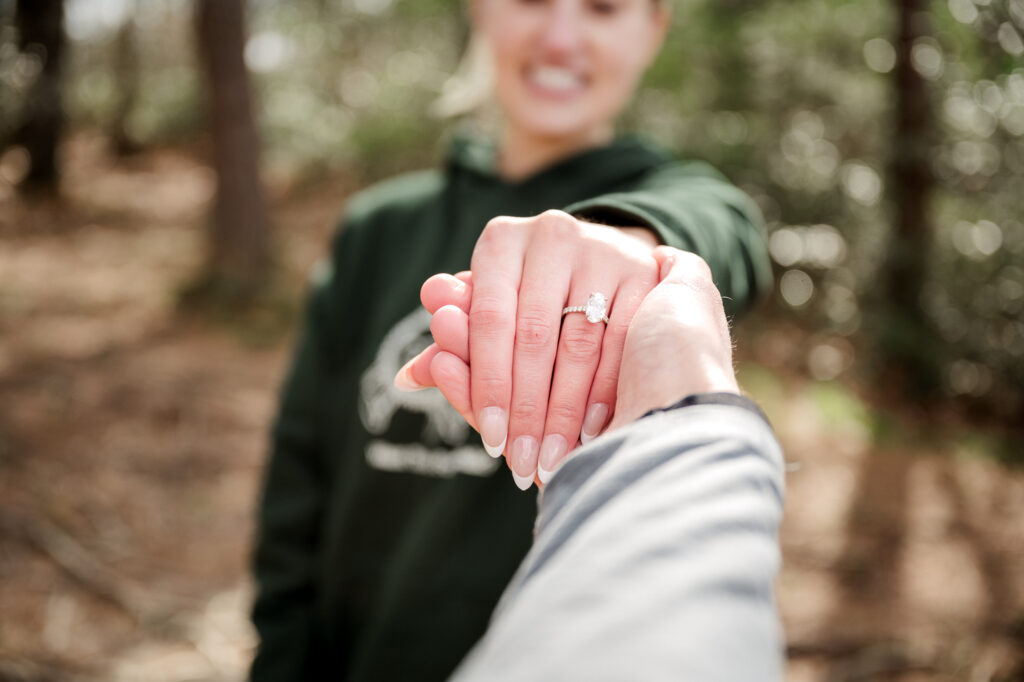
{"left": 194, "top": 0, "right": 271, "bottom": 301}
{"left": 109, "top": 3, "right": 140, "bottom": 157}
{"left": 881, "top": 0, "right": 938, "bottom": 393}
{"left": 11, "top": 0, "right": 65, "bottom": 194}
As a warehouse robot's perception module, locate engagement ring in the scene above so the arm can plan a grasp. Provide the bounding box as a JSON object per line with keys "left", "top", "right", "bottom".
{"left": 562, "top": 292, "right": 610, "bottom": 324}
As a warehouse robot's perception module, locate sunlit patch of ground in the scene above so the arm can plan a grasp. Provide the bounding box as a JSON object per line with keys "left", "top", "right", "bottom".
{"left": 0, "top": 135, "right": 1021, "bottom": 681}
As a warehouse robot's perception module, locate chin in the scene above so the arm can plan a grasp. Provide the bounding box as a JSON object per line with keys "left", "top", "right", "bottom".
{"left": 502, "top": 81, "right": 622, "bottom": 145}
{"left": 508, "top": 107, "right": 611, "bottom": 145}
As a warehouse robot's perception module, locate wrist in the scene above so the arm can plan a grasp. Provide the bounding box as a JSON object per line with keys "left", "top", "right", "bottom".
{"left": 609, "top": 359, "right": 739, "bottom": 433}
{"left": 607, "top": 383, "right": 741, "bottom": 434}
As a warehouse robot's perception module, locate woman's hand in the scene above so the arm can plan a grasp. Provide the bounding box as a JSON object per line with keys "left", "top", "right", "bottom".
{"left": 397, "top": 210, "right": 660, "bottom": 489}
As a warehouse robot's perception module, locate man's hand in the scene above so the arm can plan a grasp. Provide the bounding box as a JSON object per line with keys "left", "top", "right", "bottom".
{"left": 605, "top": 246, "right": 738, "bottom": 432}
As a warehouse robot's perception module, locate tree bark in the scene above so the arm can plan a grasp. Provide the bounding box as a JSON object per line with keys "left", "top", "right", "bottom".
{"left": 194, "top": 0, "right": 271, "bottom": 301}
{"left": 889, "top": 0, "right": 932, "bottom": 309}
{"left": 12, "top": 0, "right": 65, "bottom": 194}
{"left": 881, "top": 0, "right": 938, "bottom": 393}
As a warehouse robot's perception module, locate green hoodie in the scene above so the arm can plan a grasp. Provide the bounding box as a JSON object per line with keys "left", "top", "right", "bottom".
{"left": 250, "top": 135, "right": 772, "bottom": 682}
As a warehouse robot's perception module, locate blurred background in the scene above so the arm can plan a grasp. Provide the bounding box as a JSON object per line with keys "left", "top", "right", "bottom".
{"left": 0, "top": 0, "right": 1022, "bottom": 680}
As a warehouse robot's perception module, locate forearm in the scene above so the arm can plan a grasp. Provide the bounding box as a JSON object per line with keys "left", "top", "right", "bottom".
{"left": 451, "top": 397, "right": 785, "bottom": 681}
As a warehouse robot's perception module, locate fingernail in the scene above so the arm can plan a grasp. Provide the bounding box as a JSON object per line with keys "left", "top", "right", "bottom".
{"left": 393, "top": 357, "right": 423, "bottom": 392}
{"left": 512, "top": 471, "right": 534, "bottom": 490}
{"left": 660, "top": 253, "right": 676, "bottom": 279}
{"left": 510, "top": 436, "right": 538, "bottom": 490}
{"left": 580, "top": 403, "right": 609, "bottom": 444}
{"left": 479, "top": 407, "right": 507, "bottom": 458}
{"left": 537, "top": 434, "right": 568, "bottom": 485}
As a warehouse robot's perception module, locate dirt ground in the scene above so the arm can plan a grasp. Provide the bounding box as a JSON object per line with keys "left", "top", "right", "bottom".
{"left": 1, "top": 136, "right": 1022, "bottom": 682}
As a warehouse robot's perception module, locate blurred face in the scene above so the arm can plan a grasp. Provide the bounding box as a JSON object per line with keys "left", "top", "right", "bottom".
{"left": 475, "top": 0, "right": 669, "bottom": 146}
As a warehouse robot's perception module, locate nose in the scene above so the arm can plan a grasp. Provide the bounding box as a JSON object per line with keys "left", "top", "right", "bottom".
{"left": 539, "top": 1, "right": 584, "bottom": 58}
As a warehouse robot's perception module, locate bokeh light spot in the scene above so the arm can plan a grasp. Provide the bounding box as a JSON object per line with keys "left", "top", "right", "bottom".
{"left": 808, "top": 342, "right": 848, "bottom": 381}
{"left": 912, "top": 39, "right": 944, "bottom": 80}
{"left": 245, "top": 31, "right": 294, "bottom": 74}
{"left": 998, "top": 23, "right": 1024, "bottom": 56}
{"left": 825, "top": 283, "right": 858, "bottom": 324}
{"left": 947, "top": 359, "right": 993, "bottom": 396}
{"left": 804, "top": 225, "right": 848, "bottom": 267}
{"left": 948, "top": 0, "right": 978, "bottom": 24}
{"left": 780, "top": 269, "right": 815, "bottom": 307}
{"left": 353, "top": 0, "right": 393, "bottom": 16}
{"left": 770, "top": 228, "right": 803, "bottom": 267}
{"left": 864, "top": 38, "right": 896, "bottom": 73}
{"left": 841, "top": 162, "right": 882, "bottom": 206}
{"left": 65, "top": 0, "right": 133, "bottom": 42}
{"left": 972, "top": 220, "right": 1003, "bottom": 256}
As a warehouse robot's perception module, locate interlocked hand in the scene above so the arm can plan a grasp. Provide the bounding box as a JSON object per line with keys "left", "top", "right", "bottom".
{"left": 397, "top": 210, "right": 660, "bottom": 488}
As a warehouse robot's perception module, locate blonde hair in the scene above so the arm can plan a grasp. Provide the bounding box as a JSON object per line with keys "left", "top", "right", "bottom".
{"left": 431, "top": 35, "right": 494, "bottom": 119}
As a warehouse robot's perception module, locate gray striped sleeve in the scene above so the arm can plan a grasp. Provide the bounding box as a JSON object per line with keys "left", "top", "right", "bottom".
{"left": 451, "top": 400, "right": 785, "bottom": 682}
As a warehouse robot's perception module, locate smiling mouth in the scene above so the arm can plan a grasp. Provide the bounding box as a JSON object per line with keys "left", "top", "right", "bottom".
{"left": 526, "top": 65, "right": 586, "bottom": 96}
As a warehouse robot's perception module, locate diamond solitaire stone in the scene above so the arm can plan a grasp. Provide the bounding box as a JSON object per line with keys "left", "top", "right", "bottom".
{"left": 584, "top": 292, "right": 608, "bottom": 324}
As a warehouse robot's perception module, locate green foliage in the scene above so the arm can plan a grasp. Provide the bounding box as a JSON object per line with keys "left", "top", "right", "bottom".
{"left": 634, "top": 0, "right": 1023, "bottom": 419}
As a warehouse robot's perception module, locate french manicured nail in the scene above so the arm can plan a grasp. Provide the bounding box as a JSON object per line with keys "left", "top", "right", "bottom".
{"left": 479, "top": 407, "right": 507, "bottom": 458}
{"left": 580, "top": 403, "right": 610, "bottom": 444}
{"left": 393, "top": 357, "right": 423, "bottom": 392}
{"left": 510, "top": 436, "right": 538, "bottom": 491}
{"left": 537, "top": 434, "right": 568, "bottom": 485}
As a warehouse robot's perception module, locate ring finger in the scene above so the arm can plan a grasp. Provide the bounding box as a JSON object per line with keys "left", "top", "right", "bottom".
{"left": 537, "top": 282, "right": 616, "bottom": 483}
{"left": 581, "top": 275, "right": 654, "bottom": 444}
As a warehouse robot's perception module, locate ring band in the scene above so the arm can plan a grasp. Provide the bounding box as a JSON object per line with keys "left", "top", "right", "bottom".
{"left": 562, "top": 292, "right": 610, "bottom": 324}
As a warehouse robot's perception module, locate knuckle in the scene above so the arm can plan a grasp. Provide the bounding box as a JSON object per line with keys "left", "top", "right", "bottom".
{"left": 474, "top": 217, "right": 517, "bottom": 261}
{"left": 546, "top": 399, "right": 581, "bottom": 427}
{"left": 474, "top": 373, "right": 507, "bottom": 404}
{"left": 510, "top": 396, "right": 543, "bottom": 423}
{"left": 559, "top": 324, "right": 603, "bottom": 362}
{"left": 483, "top": 215, "right": 516, "bottom": 235}
{"left": 680, "top": 252, "right": 714, "bottom": 283}
{"left": 515, "top": 310, "right": 555, "bottom": 351}
{"left": 539, "top": 208, "right": 572, "bottom": 223}
{"left": 471, "top": 303, "right": 513, "bottom": 339}
{"left": 536, "top": 209, "right": 578, "bottom": 236}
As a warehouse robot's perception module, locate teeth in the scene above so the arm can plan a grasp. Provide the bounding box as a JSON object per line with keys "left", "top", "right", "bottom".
{"left": 530, "top": 66, "right": 583, "bottom": 92}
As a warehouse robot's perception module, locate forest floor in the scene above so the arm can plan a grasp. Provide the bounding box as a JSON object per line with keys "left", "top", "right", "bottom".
{"left": 0, "top": 135, "right": 1022, "bottom": 682}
